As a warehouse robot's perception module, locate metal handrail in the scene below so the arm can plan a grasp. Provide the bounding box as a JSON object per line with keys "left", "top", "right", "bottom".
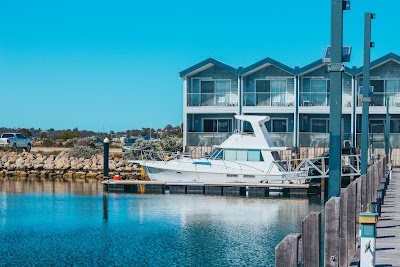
{"left": 301, "top": 135, "right": 330, "bottom": 158}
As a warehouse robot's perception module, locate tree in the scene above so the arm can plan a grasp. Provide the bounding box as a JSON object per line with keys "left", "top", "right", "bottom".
{"left": 160, "top": 136, "right": 183, "bottom": 152}
{"left": 19, "top": 128, "right": 32, "bottom": 137}
{"left": 58, "top": 131, "right": 79, "bottom": 141}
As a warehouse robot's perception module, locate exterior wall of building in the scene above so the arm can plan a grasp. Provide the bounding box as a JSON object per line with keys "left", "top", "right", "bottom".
{"left": 243, "top": 65, "right": 295, "bottom": 107}
{"left": 181, "top": 55, "right": 400, "bottom": 149}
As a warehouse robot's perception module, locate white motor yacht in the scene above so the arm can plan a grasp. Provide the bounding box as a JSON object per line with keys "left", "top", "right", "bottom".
{"left": 130, "top": 115, "right": 315, "bottom": 184}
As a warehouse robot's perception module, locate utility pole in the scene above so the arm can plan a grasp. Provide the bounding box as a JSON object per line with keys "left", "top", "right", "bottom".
{"left": 328, "top": 0, "right": 350, "bottom": 198}
{"left": 361, "top": 13, "right": 375, "bottom": 175}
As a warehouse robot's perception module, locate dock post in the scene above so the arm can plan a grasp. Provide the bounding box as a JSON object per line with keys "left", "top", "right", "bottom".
{"left": 324, "top": 197, "right": 340, "bottom": 267}
{"left": 359, "top": 208, "right": 378, "bottom": 267}
{"left": 103, "top": 137, "right": 110, "bottom": 180}
{"left": 361, "top": 13, "right": 375, "bottom": 175}
{"left": 320, "top": 178, "right": 326, "bottom": 202}
{"left": 275, "top": 233, "right": 301, "bottom": 267}
{"left": 302, "top": 212, "right": 321, "bottom": 267}
{"left": 376, "top": 189, "right": 382, "bottom": 217}
{"left": 328, "top": 0, "right": 350, "bottom": 198}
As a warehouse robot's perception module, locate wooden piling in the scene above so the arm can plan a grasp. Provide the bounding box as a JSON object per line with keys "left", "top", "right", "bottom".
{"left": 275, "top": 233, "right": 301, "bottom": 267}
{"left": 301, "top": 212, "right": 321, "bottom": 267}
{"left": 347, "top": 181, "right": 357, "bottom": 256}
{"left": 324, "top": 197, "right": 340, "bottom": 267}
{"left": 339, "top": 188, "right": 348, "bottom": 267}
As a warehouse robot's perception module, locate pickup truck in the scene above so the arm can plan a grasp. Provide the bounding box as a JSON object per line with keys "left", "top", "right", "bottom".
{"left": 0, "top": 133, "right": 32, "bottom": 152}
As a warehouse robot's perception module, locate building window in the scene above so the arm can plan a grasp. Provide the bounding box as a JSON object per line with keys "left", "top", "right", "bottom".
{"left": 391, "top": 119, "right": 400, "bottom": 133}
{"left": 301, "top": 78, "right": 330, "bottom": 106}
{"left": 271, "top": 118, "right": 288, "bottom": 132}
{"left": 311, "top": 119, "right": 329, "bottom": 133}
{"left": 189, "top": 79, "right": 231, "bottom": 106}
{"left": 203, "top": 119, "right": 232, "bottom": 132}
{"left": 255, "top": 79, "right": 287, "bottom": 106}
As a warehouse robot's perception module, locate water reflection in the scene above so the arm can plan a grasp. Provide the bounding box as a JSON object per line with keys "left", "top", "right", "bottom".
{"left": 102, "top": 192, "right": 108, "bottom": 222}
{"left": 0, "top": 179, "right": 323, "bottom": 267}
{"left": 0, "top": 177, "right": 102, "bottom": 195}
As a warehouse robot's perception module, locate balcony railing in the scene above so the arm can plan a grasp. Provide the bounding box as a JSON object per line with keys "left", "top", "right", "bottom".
{"left": 299, "top": 92, "right": 330, "bottom": 107}
{"left": 243, "top": 92, "right": 294, "bottom": 107}
{"left": 269, "top": 133, "right": 294, "bottom": 147}
{"left": 186, "top": 132, "right": 233, "bottom": 146}
{"left": 186, "top": 132, "right": 294, "bottom": 147}
{"left": 187, "top": 93, "right": 239, "bottom": 107}
{"left": 356, "top": 93, "right": 400, "bottom": 107}
{"left": 356, "top": 133, "right": 400, "bottom": 148}
{"left": 298, "top": 133, "right": 352, "bottom": 147}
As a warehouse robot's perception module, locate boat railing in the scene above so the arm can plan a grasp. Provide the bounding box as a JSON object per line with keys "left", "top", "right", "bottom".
{"left": 268, "top": 154, "right": 361, "bottom": 181}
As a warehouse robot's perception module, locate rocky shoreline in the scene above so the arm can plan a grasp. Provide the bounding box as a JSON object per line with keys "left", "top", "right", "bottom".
{"left": 0, "top": 150, "right": 142, "bottom": 180}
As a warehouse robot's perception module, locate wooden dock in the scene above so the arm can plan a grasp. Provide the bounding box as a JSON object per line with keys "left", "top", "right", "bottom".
{"left": 376, "top": 168, "right": 400, "bottom": 267}
{"left": 102, "top": 179, "right": 309, "bottom": 188}
{"left": 102, "top": 179, "right": 312, "bottom": 196}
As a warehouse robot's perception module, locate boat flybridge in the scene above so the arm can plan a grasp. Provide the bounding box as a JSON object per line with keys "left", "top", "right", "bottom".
{"left": 130, "top": 115, "right": 361, "bottom": 185}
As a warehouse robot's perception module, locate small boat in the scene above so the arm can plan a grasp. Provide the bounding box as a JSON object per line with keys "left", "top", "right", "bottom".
{"left": 130, "top": 115, "right": 319, "bottom": 185}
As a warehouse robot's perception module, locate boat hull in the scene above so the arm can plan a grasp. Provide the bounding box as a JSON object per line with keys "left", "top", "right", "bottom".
{"left": 140, "top": 161, "right": 284, "bottom": 184}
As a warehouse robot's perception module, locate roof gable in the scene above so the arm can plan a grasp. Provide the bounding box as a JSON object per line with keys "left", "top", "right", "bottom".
{"left": 299, "top": 58, "right": 354, "bottom": 76}
{"left": 179, "top": 58, "right": 237, "bottom": 78}
{"left": 241, "top": 57, "right": 295, "bottom": 76}
{"left": 355, "top": 53, "right": 400, "bottom": 75}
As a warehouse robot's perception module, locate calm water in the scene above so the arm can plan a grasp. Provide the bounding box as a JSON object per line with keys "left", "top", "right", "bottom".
{"left": 0, "top": 179, "right": 323, "bottom": 266}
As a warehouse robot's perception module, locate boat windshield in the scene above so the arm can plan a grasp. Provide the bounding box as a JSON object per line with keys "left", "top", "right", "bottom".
{"left": 210, "top": 149, "right": 223, "bottom": 160}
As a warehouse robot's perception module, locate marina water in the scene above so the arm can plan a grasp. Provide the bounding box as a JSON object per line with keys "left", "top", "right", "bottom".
{"left": 0, "top": 179, "right": 323, "bottom": 266}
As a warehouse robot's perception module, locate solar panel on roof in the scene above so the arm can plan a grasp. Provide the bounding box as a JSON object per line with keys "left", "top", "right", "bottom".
{"left": 322, "top": 46, "right": 351, "bottom": 63}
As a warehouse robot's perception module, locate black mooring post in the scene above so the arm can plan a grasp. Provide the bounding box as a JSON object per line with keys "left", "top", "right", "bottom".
{"left": 361, "top": 13, "right": 375, "bottom": 175}
{"left": 328, "top": 0, "right": 350, "bottom": 198}
{"left": 103, "top": 137, "right": 110, "bottom": 180}
{"left": 377, "top": 189, "right": 382, "bottom": 216}
{"left": 385, "top": 97, "right": 391, "bottom": 161}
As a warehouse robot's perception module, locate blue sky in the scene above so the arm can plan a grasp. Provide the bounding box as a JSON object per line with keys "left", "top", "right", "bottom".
{"left": 0, "top": 0, "right": 399, "bottom": 132}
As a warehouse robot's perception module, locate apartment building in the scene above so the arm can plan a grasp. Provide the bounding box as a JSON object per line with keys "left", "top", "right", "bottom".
{"left": 180, "top": 53, "right": 400, "bottom": 151}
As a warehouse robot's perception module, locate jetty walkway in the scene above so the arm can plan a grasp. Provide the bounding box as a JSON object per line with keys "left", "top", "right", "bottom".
{"left": 376, "top": 168, "right": 400, "bottom": 267}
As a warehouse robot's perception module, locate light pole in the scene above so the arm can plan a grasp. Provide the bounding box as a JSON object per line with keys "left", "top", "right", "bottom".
{"left": 328, "top": 0, "right": 350, "bottom": 198}
{"left": 361, "top": 13, "right": 375, "bottom": 175}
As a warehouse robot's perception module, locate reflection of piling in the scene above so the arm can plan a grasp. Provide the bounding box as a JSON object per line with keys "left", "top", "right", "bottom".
{"left": 248, "top": 187, "right": 269, "bottom": 198}
{"left": 103, "top": 138, "right": 110, "bottom": 191}
{"left": 102, "top": 192, "right": 108, "bottom": 222}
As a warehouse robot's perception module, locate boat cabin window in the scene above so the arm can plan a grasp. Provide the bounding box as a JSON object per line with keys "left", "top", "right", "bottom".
{"left": 223, "top": 149, "right": 263, "bottom": 161}
{"left": 210, "top": 149, "right": 223, "bottom": 159}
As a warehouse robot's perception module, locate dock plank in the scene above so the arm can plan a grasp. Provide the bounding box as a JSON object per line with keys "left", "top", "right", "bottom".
{"left": 375, "top": 168, "right": 400, "bottom": 267}
{"left": 102, "top": 180, "right": 310, "bottom": 188}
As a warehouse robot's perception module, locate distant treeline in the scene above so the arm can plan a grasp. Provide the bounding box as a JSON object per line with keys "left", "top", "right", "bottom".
{"left": 0, "top": 124, "right": 182, "bottom": 141}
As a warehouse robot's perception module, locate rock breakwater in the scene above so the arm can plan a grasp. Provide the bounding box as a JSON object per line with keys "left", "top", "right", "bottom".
{"left": 0, "top": 151, "right": 141, "bottom": 180}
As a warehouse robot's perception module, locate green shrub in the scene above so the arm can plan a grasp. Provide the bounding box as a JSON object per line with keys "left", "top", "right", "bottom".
{"left": 160, "top": 136, "right": 183, "bottom": 152}
{"left": 68, "top": 137, "right": 102, "bottom": 159}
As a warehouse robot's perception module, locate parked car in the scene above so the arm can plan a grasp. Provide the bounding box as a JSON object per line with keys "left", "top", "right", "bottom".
{"left": 0, "top": 133, "right": 32, "bottom": 152}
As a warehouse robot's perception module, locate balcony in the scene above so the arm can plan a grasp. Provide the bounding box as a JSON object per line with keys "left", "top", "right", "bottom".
{"left": 269, "top": 133, "right": 294, "bottom": 147}
{"left": 357, "top": 93, "right": 400, "bottom": 107}
{"left": 356, "top": 133, "right": 400, "bottom": 148}
{"left": 186, "top": 132, "right": 294, "bottom": 147}
{"left": 186, "top": 132, "right": 232, "bottom": 146}
{"left": 187, "top": 93, "right": 238, "bottom": 107}
{"left": 243, "top": 93, "right": 294, "bottom": 107}
{"left": 299, "top": 92, "right": 330, "bottom": 107}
